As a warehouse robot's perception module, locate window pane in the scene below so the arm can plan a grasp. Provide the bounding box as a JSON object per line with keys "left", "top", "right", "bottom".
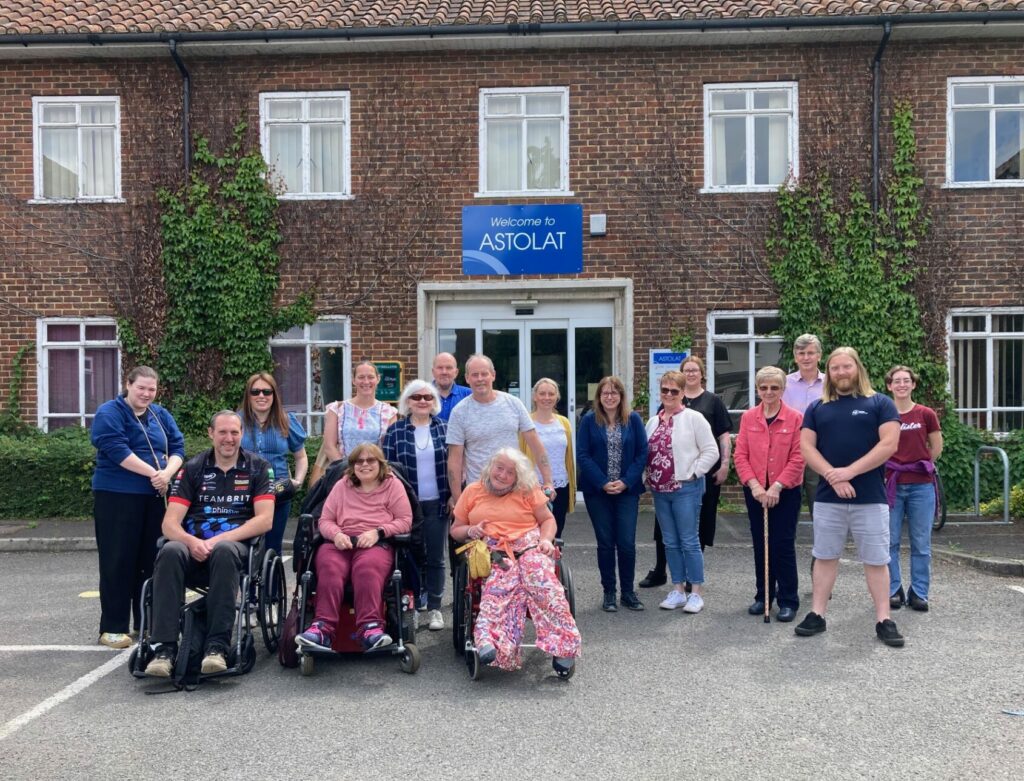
{"left": 41, "top": 127, "right": 78, "bottom": 198}
{"left": 48, "top": 349, "right": 80, "bottom": 414}
{"left": 267, "top": 99, "right": 301, "bottom": 120}
{"left": 953, "top": 85, "right": 989, "bottom": 105}
{"left": 714, "top": 345, "right": 749, "bottom": 411}
{"left": 712, "top": 116, "right": 746, "bottom": 186}
{"left": 309, "top": 124, "right": 344, "bottom": 193}
{"left": 486, "top": 96, "right": 520, "bottom": 116}
{"left": 994, "top": 110, "right": 1023, "bottom": 180}
{"left": 41, "top": 104, "right": 76, "bottom": 123}
{"left": 574, "top": 327, "right": 613, "bottom": 422}
{"left": 272, "top": 345, "right": 307, "bottom": 411}
{"left": 47, "top": 324, "right": 80, "bottom": 342}
{"left": 275, "top": 325, "right": 305, "bottom": 340}
{"left": 952, "top": 338, "right": 987, "bottom": 417}
{"left": 526, "top": 119, "right": 560, "bottom": 190}
{"left": 993, "top": 313, "right": 1024, "bottom": 333}
{"left": 84, "top": 348, "right": 118, "bottom": 413}
{"left": 525, "top": 94, "right": 562, "bottom": 115}
{"left": 317, "top": 344, "right": 346, "bottom": 414}
{"left": 754, "top": 115, "right": 789, "bottom": 185}
{"left": 753, "top": 315, "right": 781, "bottom": 334}
{"left": 530, "top": 328, "right": 568, "bottom": 417}
{"left": 754, "top": 339, "right": 785, "bottom": 373}
{"left": 80, "top": 127, "right": 115, "bottom": 197}
{"left": 993, "top": 85, "right": 1024, "bottom": 105}
{"left": 993, "top": 410, "right": 1024, "bottom": 431}
{"left": 85, "top": 324, "right": 117, "bottom": 340}
{"left": 993, "top": 339, "right": 1023, "bottom": 408}
{"left": 267, "top": 125, "right": 303, "bottom": 193}
{"left": 953, "top": 110, "right": 990, "bottom": 181}
{"left": 713, "top": 317, "right": 748, "bottom": 335}
{"left": 487, "top": 120, "right": 521, "bottom": 191}
{"left": 483, "top": 329, "right": 520, "bottom": 397}
{"left": 952, "top": 315, "right": 986, "bottom": 332}
{"left": 312, "top": 321, "right": 345, "bottom": 341}
{"left": 753, "top": 90, "right": 788, "bottom": 109}
{"left": 711, "top": 92, "right": 746, "bottom": 111}
{"left": 81, "top": 103, "right": 115, "bottom": 124}
{"left": 438, "top": 328, "right": 476, "bottom": 371}
{"left": 309, "top": 99, "right": 344, "bottom": 119}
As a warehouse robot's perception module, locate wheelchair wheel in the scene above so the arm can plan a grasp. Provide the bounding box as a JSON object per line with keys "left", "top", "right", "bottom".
{"left": 933, "top": 471, "right": 947, "bottom": 532}
{"left": 558, "top": 559, "right": 576, "bottom": 618}
{"left": 127, "top": 646, "right": 140, "bottom": 678}
{"left": 259, "top": 552, "right": 287, "bottom": 653}
{"left": 400, "top": 644, "right": 421, "bottom": 674}
{"left": 467, "top": 648, "right": 481, "bottom": 681}
{"left": 239, "top": 634, "right": 257, "bottom": 674}
{"left": 452, "top": 561, "right": 467, "bottom": 654}
{"left": 299, "top": 652, "right": 314, "bottom": 677}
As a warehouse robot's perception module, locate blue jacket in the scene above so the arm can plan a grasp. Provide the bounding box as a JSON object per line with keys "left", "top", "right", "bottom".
{"left": 576, "top": 410, "right": 649, "bottom": 496}
{"left": 382, "top": 416, "right": 450, "bottom": 505}
{"left": 91, "top": 395, "right": 185, "bottom": 494}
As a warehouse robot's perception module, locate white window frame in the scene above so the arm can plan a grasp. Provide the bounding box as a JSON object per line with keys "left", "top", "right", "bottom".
{"left": 269, "top": 317, "right": 351, "bottom": 435}
{"left": 36, "top": 317, "right": 120, "bottom": 431}
{"left": 946, "top": 76, "right": 1024, "bottom": 188}
{"left": 259, "top": 91, "right": 352, "bottom": 200}
{"left": 706, "top": 310, "right": 786, "bottom": 418}
{"left": 947, "top": 307, "right": 1024, "bottom": 433}
{"left": 702, "top": 82, "right": 799, "bottom": 193}
{"left": 477, "top": 86, "right": 572, "bottom": 197}
{"left": 31, "top": 96, "right": 123, "bottom": 203}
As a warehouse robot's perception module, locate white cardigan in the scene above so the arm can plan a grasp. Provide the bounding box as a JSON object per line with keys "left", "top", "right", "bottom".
{"left": 645, "top": 408, "right": 720, "bottom": 482}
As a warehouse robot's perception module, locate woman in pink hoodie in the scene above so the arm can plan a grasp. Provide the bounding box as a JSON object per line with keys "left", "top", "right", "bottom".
{"left": 296, "top": 443, "right": 412, "bottom": 651}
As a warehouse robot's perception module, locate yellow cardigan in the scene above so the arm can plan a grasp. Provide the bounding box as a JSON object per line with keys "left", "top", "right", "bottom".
{"left": 519, "top": 413, "right": 576, "bottom": 513}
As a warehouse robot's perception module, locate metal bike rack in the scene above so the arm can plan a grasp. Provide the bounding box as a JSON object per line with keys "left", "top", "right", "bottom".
{"left": 971, "top": 446, "right": 1012, "bottom": 526}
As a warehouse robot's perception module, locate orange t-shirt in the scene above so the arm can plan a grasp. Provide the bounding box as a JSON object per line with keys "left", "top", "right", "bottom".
{"left": 454, "top": 482, "right": 548, "bottom": 542}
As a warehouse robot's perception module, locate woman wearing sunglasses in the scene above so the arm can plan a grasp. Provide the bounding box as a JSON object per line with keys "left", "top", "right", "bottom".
{"left": 733, "top": 366, "right": 805, "bottom": 622}
{"left": 383, "top": 379, "right": 450, "bottom": 631}
{"left": 240, "top": 372, "right": 308, "bottom": 559}
{"left": 645, "top": 370, "right": 719, "bottom": 613}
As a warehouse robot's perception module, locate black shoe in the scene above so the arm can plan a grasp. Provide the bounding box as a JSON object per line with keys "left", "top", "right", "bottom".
{"left": 638, "top": 570, "right": 667, "bottom": 588}
{"left": 684, "top": 581, "right": 693, "bottom": 594}
{"left": 794, "top": 612, "right": 827, "bottom": 637}
{"left": 553, "top": 656, "right": 574, "bottom": 675}
{"left": 602, "top": 592, "right": 618, "bottom": 612}
{"left": 890, "top": 585, "right": 905, "bottom": 610}
{"left": 620, "top": 592, "right": 645, "bottom": 611}
{"left": 876, "top": 619, "right": 905, "bottom": 647}
{"left": 777, "top": 607, "right": 797, "bottom": 623}
{"left": 907, "top": 587, "right": 929, "bottom": 612}
{"left": 748, "top": 600, "right": 765, "bottom": 616}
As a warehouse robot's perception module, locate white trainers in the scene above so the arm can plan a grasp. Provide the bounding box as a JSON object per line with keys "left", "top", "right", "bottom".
{"left": 427, "top": 609, "right": 444, "bottom": 631}
{"left": 98, "top": 632, "right": 132, "bottom": 649}
{"left": 683, "top": 593, "right": 705, "bottom": 613}
{"left": 659, "top": 590, "right": 688, "bottom": 610}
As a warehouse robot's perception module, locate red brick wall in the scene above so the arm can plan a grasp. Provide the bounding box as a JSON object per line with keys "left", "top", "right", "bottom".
{"left": 1, "top": 39, "right": 1022, "bottom": 422}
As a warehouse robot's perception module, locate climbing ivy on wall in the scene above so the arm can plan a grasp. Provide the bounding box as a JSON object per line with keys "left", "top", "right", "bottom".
{"left": 131, "top": 122, "right": 314, "bottom": 433}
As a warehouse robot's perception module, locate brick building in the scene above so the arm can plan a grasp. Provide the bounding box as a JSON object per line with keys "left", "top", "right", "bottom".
{"left": 0, "top": 1, "right": 1022, "bottom": 437}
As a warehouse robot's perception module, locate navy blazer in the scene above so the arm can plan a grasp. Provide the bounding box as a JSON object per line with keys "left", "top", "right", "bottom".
{"left": 576, "top": 410, "right": 649, "bottom": 496}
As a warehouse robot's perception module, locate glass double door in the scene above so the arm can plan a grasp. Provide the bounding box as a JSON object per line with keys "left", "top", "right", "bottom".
{"left": 483, "top": 320, "right": 570, "bottom": 416}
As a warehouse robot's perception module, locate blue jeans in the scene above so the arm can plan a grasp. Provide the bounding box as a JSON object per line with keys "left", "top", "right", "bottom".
{"left": 265, "top": 499, "right": 291, "bottom": 558}
{"left": 584, "top": 492, "right": 640, "bottom": 594}
{"left": 652, "top": 478, "right": 705, "bottom": 586}
{"left": 889, "top": 482, "right": 934, "bottom": 599}
{"left": 420, "top": 499, "right": 447, "bottom": 610}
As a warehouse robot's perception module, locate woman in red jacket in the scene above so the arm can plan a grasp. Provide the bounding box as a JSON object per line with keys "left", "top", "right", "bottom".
{"left": 733, "top": 366, "right": 805, "bottom": 622}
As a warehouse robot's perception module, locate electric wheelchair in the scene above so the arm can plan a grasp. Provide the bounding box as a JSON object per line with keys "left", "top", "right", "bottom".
{"left": 452, "top": 538, "right": 577, "bottom": 680}
{"left": 128, "top": 535, "right": 286, "bottom": 684}
{"left": 284, "top": 460, "right": 425, "bottom": 677}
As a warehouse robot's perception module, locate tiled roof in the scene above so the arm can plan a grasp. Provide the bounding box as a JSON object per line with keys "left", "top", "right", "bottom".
{"left": 2, "top": 2, "right": 1023, "bottom": 36}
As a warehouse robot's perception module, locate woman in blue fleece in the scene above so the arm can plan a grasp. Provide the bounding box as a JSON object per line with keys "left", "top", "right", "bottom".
{"left": 91, "top": 366, "right": 185, "bottom": 648}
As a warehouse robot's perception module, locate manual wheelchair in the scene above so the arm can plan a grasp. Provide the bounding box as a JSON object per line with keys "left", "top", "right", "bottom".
{"left": 128, "top": 535, "right": 286, "bottom": 683}
{"left": 452, "top": 538, "right": 577, "bottom": 680}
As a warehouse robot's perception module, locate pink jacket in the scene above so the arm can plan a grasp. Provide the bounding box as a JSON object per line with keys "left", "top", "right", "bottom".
{"left": 733, "top": 402, "right": 805, "bottom": 490}
{"left": 318, "top": 474, "right": 412, "bottom": 541}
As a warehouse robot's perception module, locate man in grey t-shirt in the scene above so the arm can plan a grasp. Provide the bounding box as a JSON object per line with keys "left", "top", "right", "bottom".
{"left": 446, "top": 354, "right": 553, "bottom": 505}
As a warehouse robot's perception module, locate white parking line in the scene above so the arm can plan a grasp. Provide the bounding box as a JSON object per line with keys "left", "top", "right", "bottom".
{"left": 0, "top": 648, "right": 131, "bottom": 742}
{"left": 0, "top": 645, "right": 120, "bottom": 653}
{"left": 1008, "top": 585, "right": 1024, "bottom": 596}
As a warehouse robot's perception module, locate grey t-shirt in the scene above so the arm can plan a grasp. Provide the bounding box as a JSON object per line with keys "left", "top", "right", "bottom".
{"left": 445, "top": 391, "right": 535, "bottom": 483}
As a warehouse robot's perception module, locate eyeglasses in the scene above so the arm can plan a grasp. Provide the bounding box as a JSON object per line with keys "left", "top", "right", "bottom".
{"left": 660, "top": 387, "right": 681, "bottom": 396}
{"left": 249, "top": 388, "right": 274, "bottom": 397}
{"left": 600, "top": 391, "right": 621, "bottom": 397}
{"left": 408, "top": 394, "right": 435, "bottom": 402}
{"left": 353, "top": 457, "right": 378, "bottom": 466}
{"left": 757, "top": 385, "right": 782, "bottom": 391}
{"left": 682, "top": 368, "right": 702, "bottom": 375}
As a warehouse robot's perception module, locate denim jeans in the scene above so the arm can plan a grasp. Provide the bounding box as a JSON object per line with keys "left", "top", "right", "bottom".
{"left": 419, "top": 499, "right": 447, "bottom": 610}
{"left": 889, "top": 482, "right": 934, "bottom": 599}
{"left": 584, "top": 492, "right": 640, "bottom": 594}
{"left": 651, "top": 478, "right": 705, "bottom": 585}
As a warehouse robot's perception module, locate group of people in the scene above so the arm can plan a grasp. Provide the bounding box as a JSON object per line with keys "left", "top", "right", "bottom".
{"left": 90, "top": 334, "right": 942, "bottom": 679}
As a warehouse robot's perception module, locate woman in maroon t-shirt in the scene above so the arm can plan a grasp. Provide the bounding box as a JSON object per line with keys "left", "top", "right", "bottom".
{"left": 885, "top": 365, "right": 943, "bottom": 612}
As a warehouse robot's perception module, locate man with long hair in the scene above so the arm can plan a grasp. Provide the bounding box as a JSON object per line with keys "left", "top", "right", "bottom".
{"left": 795, "top": 347, "right": 905, "bottom": 647}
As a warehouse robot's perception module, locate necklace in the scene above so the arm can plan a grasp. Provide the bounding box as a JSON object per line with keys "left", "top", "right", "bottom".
{"left": 414, "top": 424, "right": 431, "bottom": 451}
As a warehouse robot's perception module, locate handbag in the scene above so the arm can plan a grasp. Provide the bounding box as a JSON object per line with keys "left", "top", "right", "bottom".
{"left": 277, "top": 595, "right": 301, "bottom": 668}
{"left": 455, "top": 539, "right": 492, "bottom": 580}
{"left": 272, "top": 477, "right": 296, "bottom": 502}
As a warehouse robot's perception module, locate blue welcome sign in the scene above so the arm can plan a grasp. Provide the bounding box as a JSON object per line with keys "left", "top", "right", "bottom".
{"left": 462, "top": 204, "right": 583, "bottom": 275}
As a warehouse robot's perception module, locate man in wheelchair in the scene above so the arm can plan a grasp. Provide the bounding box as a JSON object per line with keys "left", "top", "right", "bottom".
{"left": 144, "top": 410, "right": 274, "bottom": 677}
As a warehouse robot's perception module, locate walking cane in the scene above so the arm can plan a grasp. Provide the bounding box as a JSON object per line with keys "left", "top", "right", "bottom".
{"left": 763, "top": 504, "right": 771, "bottom": 624}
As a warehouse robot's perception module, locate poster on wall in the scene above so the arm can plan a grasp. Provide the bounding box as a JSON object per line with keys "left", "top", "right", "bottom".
{"left": 648, "top": 350, "right": 689, "bottom": 419}
{"left": 373, "top": 361, "right": 403, "bottom": 403}
{"left": 462, "top": 204, "right": 583, "bottom": 275}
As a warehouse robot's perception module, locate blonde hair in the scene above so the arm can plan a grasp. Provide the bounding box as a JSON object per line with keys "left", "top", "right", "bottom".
{"left": 822, "top": 347, "right": 875, "bottom": 402}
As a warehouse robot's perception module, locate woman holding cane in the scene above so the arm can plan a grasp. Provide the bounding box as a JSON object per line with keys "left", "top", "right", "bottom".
{"left": 733, "top": 366, "right": 804, "bottom": 622}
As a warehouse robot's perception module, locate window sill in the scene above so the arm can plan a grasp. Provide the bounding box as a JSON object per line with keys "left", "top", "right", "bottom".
{"left": 474, "top": 190, "right": 574, "bottom": 199}
{"left": 942, "top": 180, "right": 1024, "bottom": 189}
{"left": 699, "top": 185, "right": 787, "bottom": 195}
{"left": 276, "top": 193, "right": 355, "bottom": 201}
{"left": 29, "top": 197, "right": 125, "bottom": 205}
